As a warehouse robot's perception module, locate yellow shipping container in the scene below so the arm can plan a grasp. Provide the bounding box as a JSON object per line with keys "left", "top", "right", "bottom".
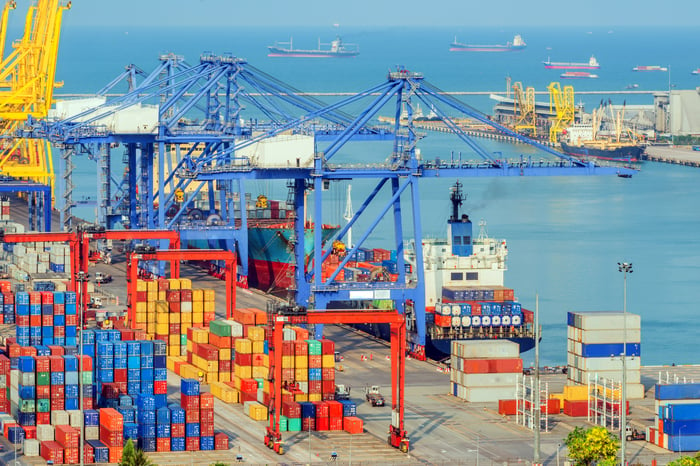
{"left": 294, "top": 368, "right": 308, "bottom": 381}
{"left": 155, "top": 323, "right": 169, "bottom": 335}
{"left": 204, "top": 301, "right": 216, "bottom": 313}
{"left": 251, "top": 366, "right": 267, "bottom": 379}
{"left": 179, "top": 278, "right": 192, "bottom": 289}
{"left": 252, "top": 341, "right": 264, "bottom": 354}
{"left": 186, "top": 340, "right": 193, "bottom": 353}
{"left": 262, "top": 380, "right": 270, "bottom": 393}
{"left": 135, "top": 302, "right": 147, "bottom": 313}
{"left": 218, "top": 371, "right": 231, "bottom": 383}
{"left": 192, "top": 289, "right": 204, "bottom": 301}
{"left": 166, "top": 356, "right": 184, "bottom": 372}
{"left": 146, "top": 323, "right": 155, "bottom": 334}
{"left": 193, "top": 312, "right": 203, "bottom": 325}
{"left": 168, "top": 346, "right": 180, "bottom": 357}
{"left": 192, "top": 301, "right": 204, "bottom": 313}
{"left": 234, "top": 364, "right": 252, "bottom": 379}
{"left": 205, "top": 372, "right": 217, "bottom": 384}
{"left": 219, "top": 348, "right": 231, "bottom": 361}
{"left": 158, "top": 291, "right": 166, "bottom": 301}
{"left": 294, "top": 393, "right": 308, "bottom": 402}
{"left": 322, "top": 355, "right": 335, "bottom": 368}
{"left": 168, "top": 278, "right": 180, "bottom": 290}
{"left": 135, "top": 312, "right": 147, "bottom": 324}
{"left": 282, "top": 355, "right": 294, "bottom": 369}
{"left": 308, "top": 393, "right": 322, "bottom": 402}
{"left": 235, "top": 339, "right": 252, "bottom": 354}
{"left": 146, "top": 301, "right": 156, "bottom": 314}
{"left": 156, "top": 312, "right": 170, "bottom": 325}
{"left": 232, "top": 376, "right": 242, "bottom": 390}
{"left": 563, "top": 385, "right": 589, "bottom": 401}
{"left": 169, "top": 313, "right": 180, "bottom": 324}
{"left": 203, "top": 289, "right": 215, "bottom": 301}
{"left": 205, "top": 360, "right": 219, "bottom": 372}
{"left": 181, "top": 322, "right": 192, "bottom": 334}
{"left": 155, "top": 300, "right": 169, "bottom": 312}
{"left": 137, "top": 280, "right": 148, "bottom": 292}
{"left": 295, "top": 355, "right": 308, "bottom": 369}
{"left": 145, "top": 280, "right": 156, "bottom": 292}
{"left": 246, "top": 402, "right": 268, "bottom": 421}
{"left": 247, "top": 326, "right": 264, "bottom": 342}
{"left": 191, "top": 328, "right": 209, "bottom": 344}
{"left": 260, "top": 354, "right": 269, "bottom": 367}
{"left": 147, "top": 291, "right": 158, "bottom": 302}
{"left": 181, "top": 313, "right": 192, "bottom": 324}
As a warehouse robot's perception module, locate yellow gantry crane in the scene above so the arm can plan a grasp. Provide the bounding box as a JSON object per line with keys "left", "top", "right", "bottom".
{"left": 512, "top": 81, "right": 537, "bottom": 137}
{"left": 0, "top": 0, "right": 70, "bottom": 196}
{"left": 547, "top": 82, "right": 575, "bottom": 143}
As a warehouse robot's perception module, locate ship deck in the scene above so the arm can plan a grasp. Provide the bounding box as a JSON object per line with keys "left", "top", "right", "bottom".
{"left": 0, "top": 195, "right": 692, "bottom": 464}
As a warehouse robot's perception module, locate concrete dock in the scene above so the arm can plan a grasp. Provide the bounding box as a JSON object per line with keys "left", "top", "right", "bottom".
{"left": 642, "top": 145, "right": 700, "bottom": 167}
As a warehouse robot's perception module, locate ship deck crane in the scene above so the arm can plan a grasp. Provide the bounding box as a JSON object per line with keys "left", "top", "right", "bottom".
{"left": 125, "top": 248, "right": 236, "bottom": 325}
{"left": 265, "top": 306, "right": 407, "bottom": 454}
{"left": 513, "top": 81, "right": 537, "bottom": 136}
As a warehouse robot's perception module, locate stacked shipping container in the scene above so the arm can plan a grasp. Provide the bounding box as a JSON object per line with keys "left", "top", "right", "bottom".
{"left": 648, "top": 383, "right": 700, "bottom": 451}
{"left": 450, "top": 340, "right": 521, "bottom": 402}
{"left": 15, "top": 290, "right": 78, "bottom": 346}
{"left": 566, "top": 311, "right": 644, "bottom": 399}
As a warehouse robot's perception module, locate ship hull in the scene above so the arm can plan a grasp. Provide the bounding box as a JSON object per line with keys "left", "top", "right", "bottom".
{"left": 450, "top": 44, "right": 525, "bottom": 52}
{"left": 267, "top": 47, "right": 358, "bottom": 58}
{"left": 560, "top": 141, "right": 645, "bottom": 163}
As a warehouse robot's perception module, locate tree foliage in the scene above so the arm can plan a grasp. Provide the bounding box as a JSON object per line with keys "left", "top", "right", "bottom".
{"left": 119, "top": 438, "right": 154, "bottom": 466}
{"left": 565, "top": 426, "right": 619, "bottom": 466}
{"left": 667, "top": 455, "right": 700, "bottom": 466}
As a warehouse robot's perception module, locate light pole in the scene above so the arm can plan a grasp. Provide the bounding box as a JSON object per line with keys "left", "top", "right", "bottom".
{"left": 556, "top": 442, "right": 561, "bottom": 466}
{"left": 617, "top": 262, "right": 633, "bottom": 466}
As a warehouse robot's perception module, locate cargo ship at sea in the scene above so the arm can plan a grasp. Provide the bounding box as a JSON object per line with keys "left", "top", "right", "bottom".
{"left": 267, "top": 36, "right": 359, "bottom": 58}
{"left": 561, "top": 123, "right": 645, "bottom": 163}
{"left": 544, "top": 55, "right": 600, "bottom": 70}
{"left": 560, "top": 71, "right": 598, "bottom": 79}
{"left": 633, "top": 65, "right": 668, "bottom": 72}
{"left": 449, "top": 34, "right": 526, "bottom": 52}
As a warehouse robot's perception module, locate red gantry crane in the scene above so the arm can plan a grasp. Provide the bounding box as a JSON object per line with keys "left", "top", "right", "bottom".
{"left": 264, "top": 305, "right": 409, "bottom": 455}
{"left": 125, "top": 248, "right": 236, "bottom": 325}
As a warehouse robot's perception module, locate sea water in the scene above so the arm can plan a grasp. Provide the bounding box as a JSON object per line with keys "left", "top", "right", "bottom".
{"left": 48, "top": 25, "right": 700, "bottom": 366}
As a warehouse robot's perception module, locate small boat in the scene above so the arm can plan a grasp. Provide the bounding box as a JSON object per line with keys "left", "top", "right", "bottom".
{"left": 561, "top": 71, "right": 598, "bottom": 79}
{"left": 692, "top": 68, "right": 700, "bottom": 75}
{"left": 267, "top": 36, "right": 359, "bottom": 58}
{"left": 626, "top": 84, "right": 639, "bottom": 89}
{"left": 449, "top": 34, "right": 526, "bottom": 52}
{"left": 633, "top": 65, "right": 668, "bottom": 72}
{"left": 544, "top": 55, "right": 599, "bottom": 70}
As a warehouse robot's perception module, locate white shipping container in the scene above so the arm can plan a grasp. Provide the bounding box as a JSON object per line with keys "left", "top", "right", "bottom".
{"left": 36, "top": 424, "right": 55, "bottom": 441}
{"left": 68, "top": 410, "right": 82, "bottom": 428}
{"left": 85, "top": 426, "right": 100, "bottom": 441}
{"left": 464, "top": 385, "right": 517, "bottom": 403}
{"left": 180, "top": 301, "right": 193, "bottom": 313}
{"left": 51, "top": 410, "right": 69, "bottom": 426}
{"left": 297, "top": 381, "right": 308, "bottom": 393}
{"left": 452, "top": 340, "right": 520, "bottom": 359}
{"left": 573, "top": 312, "right": 641, "bottom": 331}
{"left": 573, "top": 328, "right": 642, "bottom": 344}
{"left": 37, "top": 263, "right": 47, "bottom": 274}
{"left": 578, "top": 356, "right": 641, "bottom": 372}
{"left": 457, "top": 372, "right": 521, "bottom": 387}
{"left": 23, "top": 438, "right": 39, "bottom": 457}
{"left": 282, "top": 328, "right": 296, "bottom": 341}
{"left": 578, "top": 369, "right": 641, "bottom": 384}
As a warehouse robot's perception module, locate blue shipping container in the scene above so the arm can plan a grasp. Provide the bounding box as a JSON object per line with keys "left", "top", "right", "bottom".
{"left": 664, "top": 403, "right": 700, "bottom": 421}
{"left": 580, "top": 342, "right": 641, "bottom": 358}
{"left": 656, "top": 384, "right": 700, "bottom": 401}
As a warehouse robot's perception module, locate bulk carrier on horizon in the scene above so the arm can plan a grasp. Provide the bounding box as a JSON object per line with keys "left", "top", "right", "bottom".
{"left": 449, "top": 34, "right": 526, "bottom": 52}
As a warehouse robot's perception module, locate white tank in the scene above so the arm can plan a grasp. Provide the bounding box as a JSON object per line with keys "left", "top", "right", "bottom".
{"left": 512, "top": 315, "right": 521, "bottom": 326}
{"left": 451, "top": 304, "right": 461, "bottom": 316}
{"left": 481, "top": 316, "right": 491, "bottom": 326}
{"left": 451, "top": 316, "right": 462, "bottom": 327}
{"left": 501, "top": 315, "right": 511, "bottom": 326}
{"left": 471, "top": 316, "right": 481, "bottom": 326}
{"left": 461, "top": 316, "right": 471, "bottom": 327}
{"left": 491, "top": 316, "right": 501, "bottom": 326}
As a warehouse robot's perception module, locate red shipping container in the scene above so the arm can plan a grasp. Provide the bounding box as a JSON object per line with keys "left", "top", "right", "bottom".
{"left": 321, "top": 368, "right": 335, "bottom": 380}
{"left": 64, "top": 447, "right": 79, "bottom": 464}
{"left": 281, "top": 368, "right": 295, "bottom": 384}
{"left": 83, "top": 398, "right": 94, "bottom": 410}
{"left": 40, "top": 440, "right": 64, "bottom": 464}
{"left": 235, "top": 353, "right": 252, "bottom": 366}
{"left": 308, "top": 355, "right": 322, "bottom": 368}
{"left": 41, "top": 314, "right": 53, "bottom": 327}
{"left": 171, "top": 423, "right": 185, "bottom": 438}
{"left": 53, "top": 303, "right": 65, "bottom": 315}
{"left": 156, "top": 437, "right": 171, "bottom": 452}
{"left": 168, "top": 324, "right": 180, "bottom": 335}
{"left": 22, "top": 425, "right": 36, "bottom": 439}
{"left": 185, "top": 409, "right": 200, "bottom": 424}
{"left": 34, "top": 356, "right": 49, "bottom": 372}
{"left": 201, "top": 409, "right": 214, "bottom": 424}
{"left": 157, "top": 278, "right": 170, "bottom": 291}
{"left": 326, "top": 401, "right": 343, "bottom": 419}
{"left": 294, "top": 341, "right": 308, "bottom": 356}
{"left": 282, "top": 401, "right": 301, "bottom": 418}
{"left": 209, "top": 334, "right": 231, "bottom": 349}
{"left": 15, "top": 316, "right": 28, "bottom": 327}
{"left": 240, "top": 390, "right": 256, "bottom": 404}
{"left": 29, "top": 315, "right": 41, "bottom": 327}
{"left": 563, "top": 400, "right": 589, "bottom": 417}
{"left": 434, "top": 314, "right": 452, "bottom": 327}
{"left": 83, "top": 444, "right": 94, "bottom": 464}
{"left": 282, "top": 392, "right": 294, "bottom": 404}
{"left": 314, "top": 401, "right": 329, "bottom": 418}
{"left": 251, "top": 353, "right": 266, "bottom": 367}
{"left": 200, "top": 392, "right": 214, "bottom": 410}
{"left": 181, "top": 394, "right": 199, "bottom": 411}
{"left": 109, "top": 446, "right": 123, "bottom": 463}
{"left": 219, "top": 360, "right": 231, "bottom": 372}
{"left": 100, "top": 425, "right": 123, "bottom": 447}
{"left": 51, "top": 398, "right": 65, "bottom": 411}
{"left": 36, "top": 413, "right": 50, "bottom": 425}
{"left": 79, "top": 355, "right": 93, "bottom": 372}
{"left": 3, "top": 422, "right": 16, "bottom": 438}
{"left": 329, "top": 416, "right": 343, "bottom": 431}
{"left": 180, "top": 289, "right": 193, "bottom": 302}
{"left": 40, "top": 291, "right": 54, "bottom": 304}
{"left": 29, "top": 291, "right": 41, "bottom": 304}
{"left": 240, "top": 378, "right": 258, "bottom": 393}
{"left": 214, "top": 432, "right": 229, "bottom": 450}
{"left": 547, "top": 398, "right": 561, "bottom": 415}
{"left": 49, "top": 355, "right": 65, "bottom": 372}
{"left": 282, "top": 341, "right": 295, "bottom": 355}
{"left": 136, "top": 291, "right": 147, "bottom": 302}
{"left": 154, "top": 381, "right": 167, "bottom": 395}
{"left": 186, "top": 437, "right": 199, "bottom": 451}
{"left": 309, "top": 380, "right": 322, "bottom": 394}
{"left": 201, "top": 422, "right": 215, "bottom": 437}
{"left": 302, "top": 418, "right": 315, "bottom": 432}
{"left": 99, "top": 408, "right": 124, "bottom": 430}
{"left": 320, "top": 339, "right": 335, "bottom": 356}
{"left": 322, "top": 380, "right": 336, "bottom": 395}
{"left": 343, "top": 416, "right": 363, "bottom": 434}
{"left": 20, "top": 346, "right": 37, "bottom": 356}
{"left": 169, "top": 301, "right": 180, "bottom": 313}
{"left": 0, "top": 354, "right": 10, "bottom": 371}
{"left": 315, "top": 416, "right": 329, "bottom": 431}
{"left": 56, "top": 425, "right": 80, "bottom": 448}
{"left": 114, "top": 368, "right": 127, "bottom": 383}
{"left": 54, "top": 326, "right": 65, "bottom": 338}
{"left": 498, "top": 399, "right": 518, "bottom": 416}
{"left": 166, "top": 290, "right": 181, "bottom": 302}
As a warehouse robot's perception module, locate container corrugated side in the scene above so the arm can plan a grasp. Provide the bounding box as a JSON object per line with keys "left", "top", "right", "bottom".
{"left": 656, "top": 384, "right": 700, "bottom": 401}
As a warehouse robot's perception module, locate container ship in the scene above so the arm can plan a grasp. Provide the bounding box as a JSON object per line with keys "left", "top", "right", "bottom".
{"left": 560, "top": 71, "right": 598, "bottom": 79}
{"left": 633, "top": 65, "right": 668, "bottom": 72}
{"left": 544, "top": 55, "right": 600, "bottom": 70}
{"left": 449, "top": 34, "right": 526, "bottom": 52}
{"left": 559, "top": 140, "right": 645, "bottom": 163}
{"left": 267, "top": 36, "right": 359, "bottom": 58}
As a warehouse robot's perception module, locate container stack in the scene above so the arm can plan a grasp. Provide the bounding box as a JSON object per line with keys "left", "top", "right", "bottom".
{"left": 449, "top": 340, "right": 521, "bottom": 402}
{"left": 15, "top": 290, "right": 78, "bottom": 347}
{"left": 131, "top": 278, "right": 216, "bottom": 356}
{"left": 435, "top": 298, "right": 530, "bottom": 331}
{"left": 566, "top": 311, "right": 644, "bottom": 399}
{"left": 648, "top": 383, "right": 700, "bottom": 451}
{"left": 2, "top": 241, "right": 71, "bottom": 278}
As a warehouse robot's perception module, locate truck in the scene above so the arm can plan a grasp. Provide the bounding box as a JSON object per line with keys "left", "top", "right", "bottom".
{"left": 365, "top": 385, "right": 385, "bottom": 407}
{"left": 89, "top": 296, "right": 103, "bottom": 309}
{"left": 334, "top": 384, "right": 351, "bottom": 401}
{"left": 626, "top": 425, "right": 645, "bottom": 441}
{"left": 95, "top": 272, "right": 113, "bottom": 285}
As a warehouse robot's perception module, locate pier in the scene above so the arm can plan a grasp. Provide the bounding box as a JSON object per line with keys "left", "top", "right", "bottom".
{"left": 642, "top": 145, "right": 700, "bottom": 167}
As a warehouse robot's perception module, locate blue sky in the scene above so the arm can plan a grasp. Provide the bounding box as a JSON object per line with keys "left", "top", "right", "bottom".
{"left": 59, "top": 0, "right": 700, "bottom": 28}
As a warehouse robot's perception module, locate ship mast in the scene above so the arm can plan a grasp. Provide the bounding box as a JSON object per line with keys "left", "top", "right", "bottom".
{"left": 449, "top": 181, "right": 465, "bottom": 222}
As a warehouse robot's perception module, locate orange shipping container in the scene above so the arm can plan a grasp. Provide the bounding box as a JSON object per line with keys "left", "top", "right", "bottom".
{"left": 233, "top": 308, "right": 255, "bottom": 325}
{"left": 343, "top": 416, "right": 363, "bottom": 434}
{"left": 498, "top": 399, "right": 518, "bottom": 416}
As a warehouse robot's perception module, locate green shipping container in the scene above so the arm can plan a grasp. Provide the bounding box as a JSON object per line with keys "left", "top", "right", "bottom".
{"left": 209, "top": 320, "right": 232, "bottom": 337}
{"left": 279, "top": 415, "right": 288, "bottom": 432}
{"left": 287, "top": 417, "right": 302, "bottom": 432}
{"left": 36, "top": 372, "right": 50, "bottom": 386}
{"left": 37, "top": 398, "right": 50, "bottom": 413}
{"left": 19, "top": 399, "right": 35, "bottom": 413}
{"left": 305, "top": 340, "right": 322, "bottom": 356}
{"left": 81, "top": 371, "right": 93, "bottom": 384}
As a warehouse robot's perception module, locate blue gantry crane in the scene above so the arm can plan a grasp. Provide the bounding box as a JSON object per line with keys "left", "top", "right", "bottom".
{"left": 28, "top": 56, "right": 633, "bottom": 357}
